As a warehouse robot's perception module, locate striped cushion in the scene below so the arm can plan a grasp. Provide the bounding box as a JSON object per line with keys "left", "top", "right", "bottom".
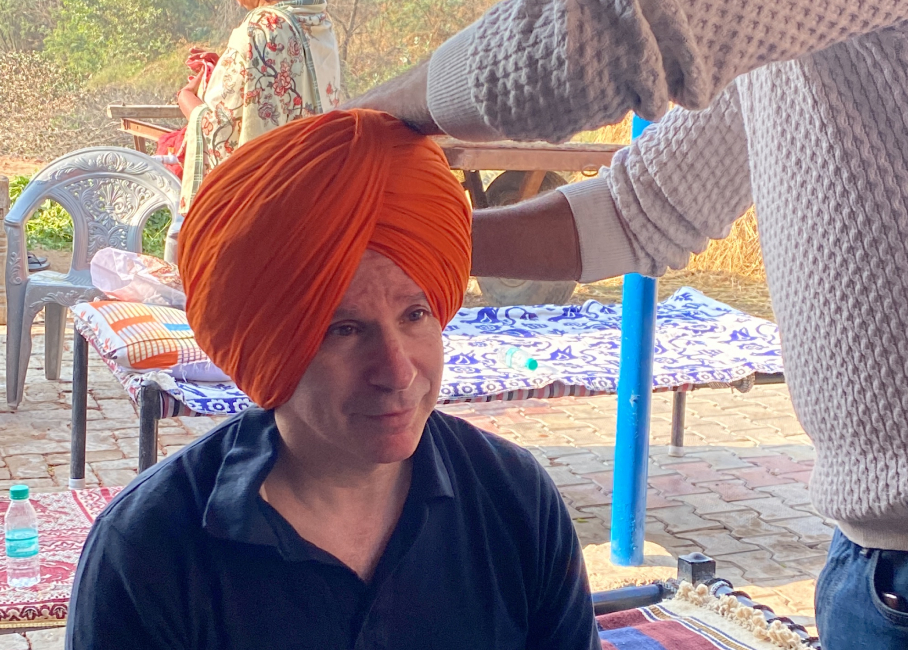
{"left": 70, "top": 301, "right": 229, "bottom": 382}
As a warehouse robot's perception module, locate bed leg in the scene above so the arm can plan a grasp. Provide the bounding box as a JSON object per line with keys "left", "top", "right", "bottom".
{"left": 69, "top": 328, "right": 88, "bottom": 489}
{"left": 138, "top": 382, "right": 160, "bottom": 472}
{"left": 670, "top": 390, "right": 686, "bottom": 457}
{"left": 678, "top": 552, "right": 716, "bottom": 584}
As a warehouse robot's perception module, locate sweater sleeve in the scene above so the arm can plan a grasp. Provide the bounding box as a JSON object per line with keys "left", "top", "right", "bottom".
{"left": 559, "top": 83, "right": 753, "bottom": 282}
{"left": 427, "top": 0, "right": 908, "bottom": 142}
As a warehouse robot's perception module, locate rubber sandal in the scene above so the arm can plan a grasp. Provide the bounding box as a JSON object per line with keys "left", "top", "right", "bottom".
{"left": 28, "top": 252, "right": 50, "bottom": 273}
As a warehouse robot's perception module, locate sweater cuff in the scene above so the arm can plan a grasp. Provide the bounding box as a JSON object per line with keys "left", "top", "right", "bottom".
{"left": 427, "top": 26, "right": 503, "bottom": 142}
{"left": 557, "top": 178, "right": 639, "bottom": 283}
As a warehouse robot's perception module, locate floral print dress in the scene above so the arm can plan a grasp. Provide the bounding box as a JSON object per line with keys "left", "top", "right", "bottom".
{"left": 179, "top": 0, "right": 341, "bottom": 215}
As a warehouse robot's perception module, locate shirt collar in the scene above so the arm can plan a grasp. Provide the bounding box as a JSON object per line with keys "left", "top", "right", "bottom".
{"left": 203, "top": 409, "right": 454, "bottom": 547}
{"left": 415, "top": 411, "right": 455, "bottom": 501}
{"left": 202, "top": 409, "right": 282, "bottom": 545}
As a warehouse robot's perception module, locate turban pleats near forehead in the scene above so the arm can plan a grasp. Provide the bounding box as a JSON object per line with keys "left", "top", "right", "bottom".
{"left": 178, "top": 110, "right": 471, "bottom": 409}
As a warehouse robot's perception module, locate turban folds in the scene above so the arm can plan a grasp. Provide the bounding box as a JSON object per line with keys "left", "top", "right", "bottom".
{"left": 178, "top": 110, "right": 471, "bottom": 409}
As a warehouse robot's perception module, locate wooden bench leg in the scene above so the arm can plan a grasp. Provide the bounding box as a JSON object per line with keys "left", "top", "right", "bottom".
{"left": 462, "top": 171, "right": 489, "bottom": 209}
{"left": 669, "top": 390, "right": 686, "bottom": 457}
{"left": 138, "top": 383, "right": 160, "bottom": 472}
{"left": 133, "top": 135, "right": 150, "bottom": 154}
{"left": 69, "top": 328, "right": 88, "bottom": 489}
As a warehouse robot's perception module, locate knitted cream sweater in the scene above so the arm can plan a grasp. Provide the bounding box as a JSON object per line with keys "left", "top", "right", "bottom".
{"left": 427, "top": 3, "right": 908, "bottom": 550}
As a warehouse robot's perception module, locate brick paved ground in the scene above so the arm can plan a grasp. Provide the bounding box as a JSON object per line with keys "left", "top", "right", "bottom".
{"left": 0, "top": 324, "right": 831, "bottom": 648}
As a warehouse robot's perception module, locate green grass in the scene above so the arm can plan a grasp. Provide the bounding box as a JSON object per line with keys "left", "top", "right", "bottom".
{"left": 9, "top": 174, "right": 171, "bottom": 258}
{"left": 141, "top": 211, "right": 172, "bottom": 258}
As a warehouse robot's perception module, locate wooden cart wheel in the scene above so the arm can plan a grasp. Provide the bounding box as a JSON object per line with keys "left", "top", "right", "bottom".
{"left": 476, "top": 171, "right": 578, "bottom": 306}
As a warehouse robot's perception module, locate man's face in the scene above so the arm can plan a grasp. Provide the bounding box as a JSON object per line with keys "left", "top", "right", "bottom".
{"left": 276, "top": 250, "right": 444, "bottom": 467}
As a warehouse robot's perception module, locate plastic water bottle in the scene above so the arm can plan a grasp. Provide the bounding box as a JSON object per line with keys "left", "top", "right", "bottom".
{"left": 497, "top": 346, "right": 539, "bottom": 371}
{"left": 5, "top": 485, "right": 40, "bottom": 588}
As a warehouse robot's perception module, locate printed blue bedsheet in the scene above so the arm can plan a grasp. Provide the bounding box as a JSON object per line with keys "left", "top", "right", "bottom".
{"left": 77, "top": 287, "right": 783, "bottom": 416}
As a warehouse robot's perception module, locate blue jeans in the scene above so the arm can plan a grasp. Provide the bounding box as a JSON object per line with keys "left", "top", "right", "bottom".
{"left": 816, "top": 528, "right": 908, "bottom": 649}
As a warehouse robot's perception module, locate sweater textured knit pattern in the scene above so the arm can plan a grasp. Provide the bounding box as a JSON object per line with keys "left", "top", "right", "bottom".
{"left": 427, "top": 2, "right": 908, "bottom": 549}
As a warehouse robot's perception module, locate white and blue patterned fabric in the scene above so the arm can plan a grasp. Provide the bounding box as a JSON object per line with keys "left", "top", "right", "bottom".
{"left": 76, "top": 287, "right": 782, "bottom": 416}
{"left": 440, "top": 287, "right": 782, "bottom": 402}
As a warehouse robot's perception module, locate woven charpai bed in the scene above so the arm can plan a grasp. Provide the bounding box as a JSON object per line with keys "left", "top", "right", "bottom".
{"left": 67, "top": 287, "right": 784, "bottom": 474}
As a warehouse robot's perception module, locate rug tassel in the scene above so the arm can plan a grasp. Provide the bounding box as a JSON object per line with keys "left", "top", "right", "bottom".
{"left": 675, "top": 582, "right": 810, "bottom": 650}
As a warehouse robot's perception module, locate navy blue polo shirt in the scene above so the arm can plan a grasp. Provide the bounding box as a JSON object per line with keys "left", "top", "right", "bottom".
{"left": 66, "top": 408, "right": 599, "bottom": 649}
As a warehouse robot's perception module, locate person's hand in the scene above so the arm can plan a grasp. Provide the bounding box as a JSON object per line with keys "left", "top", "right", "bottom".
{"left": 182, "top": 69, "right": 204, "bottom": 96}
{"left": 340, "top": 60, "right": 442, "bottom": 135}
{"left": 186, "top": 47, "right": 218, "bottom": 73}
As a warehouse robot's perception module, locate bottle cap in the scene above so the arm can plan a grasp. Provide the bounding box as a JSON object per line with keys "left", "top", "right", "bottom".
{"left": 9, "top": 485, "right": 29, "bottom": 501}
{"left": 525, "top": 359, "right": 539, "bottom": 371}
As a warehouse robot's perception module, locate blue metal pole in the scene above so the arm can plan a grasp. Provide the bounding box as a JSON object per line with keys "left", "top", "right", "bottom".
{"left": 610, "top": 115, "right": 658, "bottom": 566}
{"left": 630, "top": 115, "right": 651, "bottom": 140}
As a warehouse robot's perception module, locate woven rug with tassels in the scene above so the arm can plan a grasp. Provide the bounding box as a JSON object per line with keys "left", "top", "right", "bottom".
{"left": 597, "top": 582, "right": 814, "bottom": 650}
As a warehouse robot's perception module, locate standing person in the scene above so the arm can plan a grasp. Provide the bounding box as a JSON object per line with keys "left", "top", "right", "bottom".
{"left": 164, "top": 0, "right": 341, "bottom": 261}
{"left": 345, "top": 2, "right": 908, "bottom": 648}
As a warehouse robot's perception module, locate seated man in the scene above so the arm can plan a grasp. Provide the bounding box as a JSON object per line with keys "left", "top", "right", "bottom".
{"left": 66, "top": 109, "right": 599, "bottom": 649}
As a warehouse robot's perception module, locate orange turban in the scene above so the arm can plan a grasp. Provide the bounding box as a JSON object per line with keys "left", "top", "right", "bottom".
{"left": 178, "top": 110, "right": 471, "bottom": 409}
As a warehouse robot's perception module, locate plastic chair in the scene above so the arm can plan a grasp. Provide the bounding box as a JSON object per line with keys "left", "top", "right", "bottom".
{"left": 4, "top": 147, "right": 180, "bottom": 409}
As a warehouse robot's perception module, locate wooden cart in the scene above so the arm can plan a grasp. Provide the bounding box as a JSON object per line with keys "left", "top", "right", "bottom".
{"left": 107, "top": 104, "right": 622, "bottom": 305}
